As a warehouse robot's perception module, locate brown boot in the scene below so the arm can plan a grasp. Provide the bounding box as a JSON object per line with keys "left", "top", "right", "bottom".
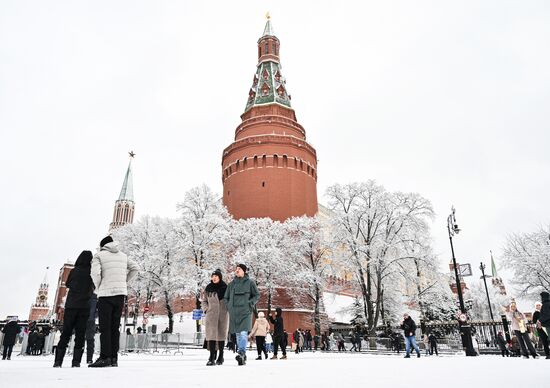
{"left": 280, "top": 355, "right": 287, "bottom": 360}
{"left": 270, "top": 355, "right": 278, "bottom": 360}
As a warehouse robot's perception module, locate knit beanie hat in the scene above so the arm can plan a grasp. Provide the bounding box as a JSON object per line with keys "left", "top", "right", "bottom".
{"left": 100, "top": 235, "right": 114, "bottom": 247}
{"left": 237, "top": 263, "right": 247, "bottom": 273}
{"left": 211, "top": 269, "right": 223, "bottom": 280}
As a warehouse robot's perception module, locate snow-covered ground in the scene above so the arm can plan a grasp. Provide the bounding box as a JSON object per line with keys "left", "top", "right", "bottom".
{"left": 0, "top": 350, "right": 546, "bottom": 388}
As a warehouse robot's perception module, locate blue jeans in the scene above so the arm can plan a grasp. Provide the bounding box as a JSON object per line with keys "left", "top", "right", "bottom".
{"left": 405, "top": 336, "right": 420, "bottom": 356}
{"left": 236, "top": 331, "right": 248, "bottom": 355}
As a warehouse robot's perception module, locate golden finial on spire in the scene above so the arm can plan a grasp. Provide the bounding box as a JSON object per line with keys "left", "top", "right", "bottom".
{"left": 265, "top": 11, "right": 271, "bottom": 20}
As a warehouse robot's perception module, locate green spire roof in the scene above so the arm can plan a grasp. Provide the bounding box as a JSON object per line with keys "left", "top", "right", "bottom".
{"left": 245, "top": 19, "right": 291, "bottom": 112}
{"left": 118, "top": 159, "right": 134, "bottom": 202}
{"left": 262, "top": 18, "right": 275, "bottom": 37}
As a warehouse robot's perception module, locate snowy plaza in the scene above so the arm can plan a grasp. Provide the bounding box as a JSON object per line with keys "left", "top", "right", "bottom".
{"left": 1, "top": 350, "right": 547, "bottom": 388}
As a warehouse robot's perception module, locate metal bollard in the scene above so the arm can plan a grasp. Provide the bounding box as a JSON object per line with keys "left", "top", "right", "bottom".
{"left": 174, "top": 333, "right": 183, "bottom": 355}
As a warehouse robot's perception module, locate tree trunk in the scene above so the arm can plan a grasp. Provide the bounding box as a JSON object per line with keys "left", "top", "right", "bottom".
{"left": 164, "top": 290, "right": 174, "bottom": 333}
{"left": 357, "top": 266, "right": 370, "bottom": 331}
{"left": 314, "top": 281, "right": 321, "bottom": 335}
{"left": 372, "top": 272, "right": 382, "bottom": 329}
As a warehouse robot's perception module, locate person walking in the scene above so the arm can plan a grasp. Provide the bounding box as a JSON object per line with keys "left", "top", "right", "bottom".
{"left": 223, "top": 264, "right": 259, "bottom": 366}
{"left": 534, "top": 296, "right": 550, "bottom": 359}
{"left": 422, "top": 334, "right": 430, "bottom": 356}
{"left": 268, "top": 308, "right": 287, "bottom": 359}
{"left": 89, "top": 236, "right": 139, "bottom": 368}
{"left": 2, "top": 318, "right": 21, "bottom": 360}
{"left": 428, "top": 333, "right": 438, "bottom": 356}
{"left": 496, "top": 332, "right": 510, "bottom": 357}
{"left": 53, "top": 250, "right": 95, "bottom": 367}
{"left": 293, "top": 329, "right": 301, "bottom": 354}
{"left": 202, "top": 269, "right": 229, "bottom": 366}
{"left": 249, "top": 312, "right": 269, "bottom": 360}
{"left": 355, "top": 331, "right": 362, "bottom": 352}
{"left": 507, "top": 302, "right": 538, "bottom": 359}
{"left": 401, "top": 313, "right": 421, "bottom": 358}
{"left": 85, "top": 292, "right": 98, "bottom": 364}
{"left": 539, "top": 291, "right": 550, "bottom": 357}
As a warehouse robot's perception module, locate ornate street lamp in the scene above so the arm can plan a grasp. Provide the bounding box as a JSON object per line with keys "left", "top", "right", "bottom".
{"left": 447, "top": 206, "right": 477, "bottom": 356}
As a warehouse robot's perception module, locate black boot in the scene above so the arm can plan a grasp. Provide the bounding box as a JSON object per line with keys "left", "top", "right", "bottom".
{"left": 207, "top": 341, "right": 217, "bottom": 366}
{"left": 88, "top": 357, "right": 112, "bottom": 368}
{"left": 111, "top": 356, "right": 118, "bottom": 367}
{"left": 53, "top": 347, "right": 66, "bottom": 368}
{"left": 72, "top": 348, "right": 84, "bottom": 367}
{"left": 216, "top": 341, "right": 224, "bottom": 365}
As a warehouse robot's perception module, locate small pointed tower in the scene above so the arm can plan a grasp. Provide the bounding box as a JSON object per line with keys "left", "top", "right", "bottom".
{"left": 222, "top": 15, "right": 318, "bottom": 221}
{"left": 110, "top": 152, "right": 135, "bottom": 230}
{"left": 490, "top": 251, "right": 507, "bottom": 295}
{"left": 29, "top": 268, "right": 51, "bottom": 321}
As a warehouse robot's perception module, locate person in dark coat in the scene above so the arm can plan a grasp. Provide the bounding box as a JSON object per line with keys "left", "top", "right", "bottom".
{"left": 496, "top": 332, "right": 510, "bottom": 357}
{"left": 85, "top": 293, "right": 98, "bottom": 364}
{"left": 293, "top": 329, "right": 301, "bottom": 354}
{"left": 401, "top": 313, "right": 421, "bottom": 358}
{"left": 538, "top": 291, "right": 550, "bottom": 359}
{"left": 2, "top": 319, "right": 21, "bottom": 360}
{"left": 53, "top": 250, "right": 94, "bottom": 367}
{"left": 28, "top": 329, "right": 38, "bottom": 355}
{"left": 533, "top": 301, "right": 549, "bottom": 359}
{"left": 355, "top": 331, "right": 362, "bottom": 352}
{"left": 268, "top": 307, "right": 287, "bottom": 359}
{"left": 36, "top": 328, "right": 45, "bottom": 355}
{"left": 223, "top": 264, "right": 260, "bottom": 366}
{"left": 428, "top": 333, "right": 438, "bottom": 356}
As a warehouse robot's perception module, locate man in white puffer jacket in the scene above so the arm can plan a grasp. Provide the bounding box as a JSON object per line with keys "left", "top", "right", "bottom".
{"left": 89, "top": 236, "right": 139, "bottom": 368}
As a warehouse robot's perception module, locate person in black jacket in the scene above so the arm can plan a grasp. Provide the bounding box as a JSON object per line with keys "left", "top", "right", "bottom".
{"left": 268, "top": 307, "right": 287, "bottom": 359}
{"left": 401, "top": 313, "right": 421, "bottom": 358}
{"left": 428, "top": 333, "right": 438, "bottom": 356}
{"left": 53, "top": 250, "right": 94, "bottom": 368}
{"left": 533, "top": 301, "right": 549, "bottom": 358}
{"left": 496, "top": 332, "right": 510, "bottom": 357}
{"left": 2, "top": 319, "right": 21, "bottom": 360}
{"left": 538, "top": 291, "right": 550, "bottom": 359}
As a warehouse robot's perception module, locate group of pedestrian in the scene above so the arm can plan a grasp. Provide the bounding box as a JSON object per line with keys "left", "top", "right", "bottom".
{"left": 53, "top": 235, "right": 138, "bottom": 368}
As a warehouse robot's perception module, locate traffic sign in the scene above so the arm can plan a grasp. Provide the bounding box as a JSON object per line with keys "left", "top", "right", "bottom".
{"left": 192, "top": 309, "right": 204, "bottom": 320}
{"left": 459, "top": 264, "right": 473, "bottom": 277}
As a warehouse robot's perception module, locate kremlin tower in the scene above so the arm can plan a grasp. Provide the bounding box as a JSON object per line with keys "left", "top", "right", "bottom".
{"left": 28, "top": 270, "right": 50, "bottom": 321}
{"left": 222, "top": 16, "right": 318, "bottom": 221}
{"left": 52, "top": 154, "right": 136, "bottom": 322}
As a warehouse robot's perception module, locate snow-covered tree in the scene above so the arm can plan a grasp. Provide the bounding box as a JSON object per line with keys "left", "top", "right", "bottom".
{"left": 113, "top": 216, "right": 185, "bottom": 332}
{"left": 326, "top": 181, "right": 435, "bottom": 333}
{"left": 174, "top": 185, "right": 232, "bottom": 331}
{"left": 501, "top": 225, "right": 550, "bottom": 297}
{"left": 285, "top": 215, "right": 333, "bottom": 335}
{"left": 465, "top": 281, "right": 510, "bottom": 321}
{"left": 230, "top": 218, "right": 293, "bottom": 316}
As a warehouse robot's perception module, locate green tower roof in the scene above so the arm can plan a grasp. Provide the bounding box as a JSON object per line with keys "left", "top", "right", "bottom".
{"left": 118, "top": 159, "right": 134, "bottom": 202}
{"left": 245, "top": 19, "right": 292, "bottom": 112}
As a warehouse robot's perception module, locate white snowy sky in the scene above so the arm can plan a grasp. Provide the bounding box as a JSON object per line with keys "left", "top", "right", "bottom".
{"left": 1, "top": 1, "right": 549, "bottom": 318}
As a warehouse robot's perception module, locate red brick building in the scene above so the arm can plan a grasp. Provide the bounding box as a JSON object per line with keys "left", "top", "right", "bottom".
{"left": 222, "top": 17, "right": 318, "bottom": 222}
{"left": 221, "top": 17, "right": 323, "bottom": 332}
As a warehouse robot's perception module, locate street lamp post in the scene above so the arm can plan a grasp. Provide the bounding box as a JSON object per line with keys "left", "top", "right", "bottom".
{"left": 480, "top": 261, "right": 498, "bottom": 342}
{"left": 447, "top": 206, "right": 478, "bottom": 356}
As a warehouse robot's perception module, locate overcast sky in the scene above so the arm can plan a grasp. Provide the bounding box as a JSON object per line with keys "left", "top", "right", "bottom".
{"left": 1, "top": 1, "right": 549, "bottom": 318}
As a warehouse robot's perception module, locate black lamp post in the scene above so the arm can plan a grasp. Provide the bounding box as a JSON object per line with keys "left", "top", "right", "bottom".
{"left": 480, "top": 261, "right": 497, "bottom": 342}
{"left": 447, "top": 206, "right": 477, "bottom": 356}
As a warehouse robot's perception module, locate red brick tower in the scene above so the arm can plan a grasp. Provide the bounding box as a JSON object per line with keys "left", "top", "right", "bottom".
{"left": 29, "top": 270, "right": 51, "bottom": 321}
{"left": 222, "top": 17, "right": 318, "bottom": 221}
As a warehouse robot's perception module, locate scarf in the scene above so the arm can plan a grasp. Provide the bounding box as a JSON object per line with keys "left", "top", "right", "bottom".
{"left": 205, "top": 280, "right": 227, "bottom": 300}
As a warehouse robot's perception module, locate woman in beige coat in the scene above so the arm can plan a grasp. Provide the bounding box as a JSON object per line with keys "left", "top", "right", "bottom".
{"left": 249, "top": 312, "right": 270, "bottom": 360}
{"left": 202, "top": 269, "right": 229, "bottom": 366}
